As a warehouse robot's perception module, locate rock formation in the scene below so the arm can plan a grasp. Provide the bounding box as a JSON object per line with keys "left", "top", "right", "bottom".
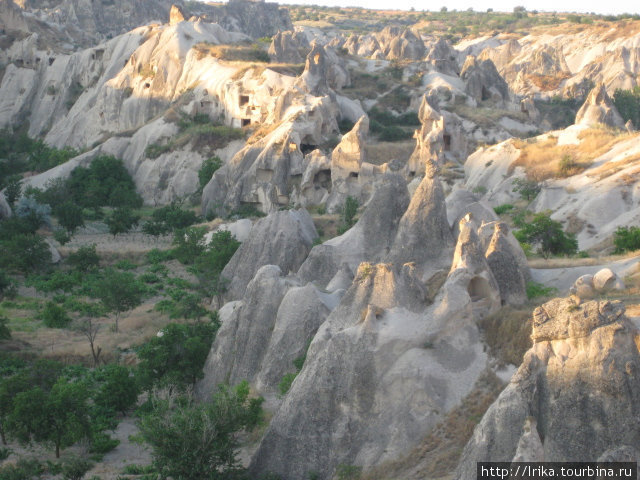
{"left": 220, "top": 209, "right": 317, "bottom": 301}
{"left": 268, "top": 30, "right": 309, "bottom": 64}
{"left": 575, "top": 83, "right": 625, "bottom": 128}
{"left": 570, "top": 268, "right": 625, "bottom": 299}
{"left": 0, "top": 192, "right": 12, "bottom": 219}
{"left": 456, "top": 298, "right": 640, "bottom": 478}
{"left": 460, "top": 56, "right": 510, "bottom": 103}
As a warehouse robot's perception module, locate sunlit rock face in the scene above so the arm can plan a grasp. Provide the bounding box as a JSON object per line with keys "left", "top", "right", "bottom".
{"left": 456, "top": 298, "right": 640, "bottom": 479}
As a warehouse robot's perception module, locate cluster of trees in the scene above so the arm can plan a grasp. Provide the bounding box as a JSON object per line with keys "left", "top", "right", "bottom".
{"left": 613, "top": 87, "right": 640, "bottom": 128}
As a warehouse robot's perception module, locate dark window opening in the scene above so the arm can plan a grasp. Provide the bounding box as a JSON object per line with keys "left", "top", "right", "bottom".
{"left": 241, "top": 118, "right": 251, "bottom": 127}
{"left": 239, "top": 95, "right": 249, "bottom": 106}
{"left": 443, "top": 134, "right": 451, "bottom": 151}
{"left": 300, "top": 144, "right": 318, "bottom": 155}
{"left": 481, "top": 86, "right": 490, "bottom": 101}
{"left": 144, "top": 82, "right": 151, "bottom": 89}
{"left": 409, "top": 171, "right": 416, "bottom": 177}
{"left": 15, "top": 59, "right": 24, "bottom": 67}
{"left": 349, "top": 172, "right": 359, "bottom": 179}
{"left": 313, "top": 169, "right": 331, "bottom": 189}
{"left": 35, "top": 58, "right": 41, "bottom": 63}
{"left": 520, "top": 103, "right": 527, "bottom": 113}
{"left": 48, "top": 57, "right": 55, "bottom": 66}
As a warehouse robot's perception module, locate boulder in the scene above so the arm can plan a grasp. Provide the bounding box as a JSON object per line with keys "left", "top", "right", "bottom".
{"left": 570, "top": 274, "right": 596, "bottom": 299}
{"left": 456, "top": 298, "right": 640, "bottom": 478}
{"left": 425, "top": 38, "right": 460, "bottom": 76}
{"left": 575, "top": 84, "right": 625, "bottom": 128}
{"left": 220, "top": 209, "right": 317, "bottom": 301}
{"left": 592, "top": 267, "right": 625, "bottom": 292}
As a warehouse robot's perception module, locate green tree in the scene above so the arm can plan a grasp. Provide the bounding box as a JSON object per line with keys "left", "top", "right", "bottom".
{"left": 613, "top": 87, "right": 640, "bottom": 127}
{"left": 0, "top": 233, "right": 51, "bottom": 274}
{"left": 9, "top": 377, "right": 91, "bottom": 457}
{"left": 613, "top": 226, "right": 640, "bottom": 253}
{"left": 337, "top": 196, "right": 359, "bottom": 234}
{"left": 172, "top": 226, "right": 208, "bottom": 264}
{"left": 93, "top": 269, "right": 145, "bottom": 332}
{"left": 0, "top": 317, "right": 9, "bottom": 340}
{"left": 514, "top": 212, "right": 578, "bottom": 257}
{"left": 137, "top": 381, "right": 262, "bottom": 480}
{"left": 66, "top": 244, "right": 100, "bottom": 272}
{"left": 55, "top": 201, "right": 85, "bottom": 235}
{"left": 93, "top": 364, "right": 139, "bottom": 415}
{"left": 198, "top": 157, "right": 223, "bottom": 189}
{"left": 137, "top": 319, "right": 218, "bottom": 390}
{"left": 189, "top": 230, "right": 240, "bottom": 298}
{"left": 0, "top": 269, "right": 11, "bottom": 299}
{"left": 41, "top": 301, "right": 71, "bottom": 328}
{"left": 4, "top": 175, "right": 22, "bottom": 207}
{"left": 105, "top": 207, "right": 139, "bottom": 238}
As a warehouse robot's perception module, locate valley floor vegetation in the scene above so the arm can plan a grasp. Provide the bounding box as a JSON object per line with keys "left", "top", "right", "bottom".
{"left": 0, "top": 134, "right": 272, "bottom": 480}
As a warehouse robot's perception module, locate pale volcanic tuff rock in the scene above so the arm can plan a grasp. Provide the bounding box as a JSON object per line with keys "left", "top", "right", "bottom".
{"left": 387, "top": 163, "right": 454, "bottom": 278}
{"left": 219, "top": 209, "right": 317, "bottom": 301}
{"left": 469, "top": 27, "right": 640, "bottom": 98}
{"left": 424, "top": 37, "right": 460, "bottom": 77}
{"left": 569, "top": 268, "right": 625, "bottom": 300}
{"left": 575, "top": 83, "right": 625, "bottom": 128}
{"left": 0, "top": 192, "right": 11, "bottom": 219}
{"left": 343, "top": 25, "right": 425, "bottom": 61}
{"left": 268, "top": 30, "right": 309, "bottom": 64}
{"left": 297, "top": 173, "right": 410, "bottom": 287}
{"left": 249, "top": 204, "right": 501, "bottom": 479}
{"left": 460, "top": 55, "right": 510, "bottom": 103}
{"left": 192, "top": 0, "right": 292, "bottom": 39}
{"left": 197, "top": 265, "right": 293, "bottom": 398}
{"left": 485, "top": 222, "right": 528, "bottom": 305}
{"left": 456, "top": 298, "right": 640, "bottom": 479}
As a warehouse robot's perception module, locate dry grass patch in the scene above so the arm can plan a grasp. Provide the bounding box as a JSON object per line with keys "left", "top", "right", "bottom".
{"left": 365, "top": 140, "right": 415, "bottom": 166}
{"left": 511, "top": 126, "right": 627, "bottom": 181}
{"left": 478, "top": 306, "right": 532, "bottom": 367}
{"left": 361, "top": 371, "right": 504, "bottom": 480}
{"left": 527, "top": 72, "right": 570, "bottom": 91}
{"left": 449, "top": 104, "right": 529, "bottom": 130}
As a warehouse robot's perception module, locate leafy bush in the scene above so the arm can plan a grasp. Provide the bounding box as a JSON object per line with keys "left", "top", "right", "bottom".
{"left": 143, "top": 204, "right": 199, "bottom": 237}
{"left": 65, "top": 155, "right": 142, "bottom": 210}
{"left": 61, "top": 457, "right": 93, "bottom": 480}
{"left": 337, "top": 196, "right": 359, "bottom": 235}
{"left": 526, "top": 281, "right": 557, "bottom": 300}
{"left": 89, "top": 432, "right": 120, "bottom": 454}
{"left": 145, "top": 143, "right": 171, "bottom": 159}
{"left": 613, "top": 87, "right": 640, "bottom": 127}
{"left": 514, "top": 212, "right": 578, "bottom": 257}
{"left": 278, "top": 372, "right": 297, "bottom": 396}
{"left": 198, "top": 156, "right": 223, "bottom": 189}
{"left": 493, "top": 204, "right": 514, "bottom": 215}
{"left": 41, "top": 301, "right": 71, "bottom": 328}
{"left": 67, "top": 244, "right": 100, "bottom": 272}
{"left": 93, "top": 364, "right": 139, "bottom": 415}
{"left": 614, "top": 226, "right": 640, "bottom": 253}
{"left": 228, "top": 203, "right": 265, "bottom": 219}
{"left": 0, "top": 316, "right": 10, "bottom": 340}
{"left": 14, "top": 196, "right": 52, "bottom": 230}
{"left": 137, "top": 381, "right": 262, "bottom": 480}
{"left": 106, "top": 207, "right": 140, "bottom": 237}
{"left": 512, "top": 178, "right": 541, "bottom": 201}
{"left": 336, "top": 464, "right": 362, "bottom": 480}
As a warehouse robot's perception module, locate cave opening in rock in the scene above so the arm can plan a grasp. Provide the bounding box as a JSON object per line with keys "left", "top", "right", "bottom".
{"left": 467, "top": 276, "right": 492, "bottom": 301}
{"left": 300, "top": 144, "right": 318, "bottom": 155}
{"left": 349, "top": 172, "right": 359, "bottom": 179}
{"left": 313, "top": 169, "right": 331, "bottom": 189}
{"left": 481, "top": 86, "right": 490, "bottom": 101}
{"left": 144, "top": 82, "right": 150, "bottom": 89}
{"left": 443, "top": 134, "right": 451, "bottom": 151}
{"left": 239, "top": 94, "right": 249, "bottom": 107}
{"left": 242, "top": 118, "right": 251, "bottom": 127}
